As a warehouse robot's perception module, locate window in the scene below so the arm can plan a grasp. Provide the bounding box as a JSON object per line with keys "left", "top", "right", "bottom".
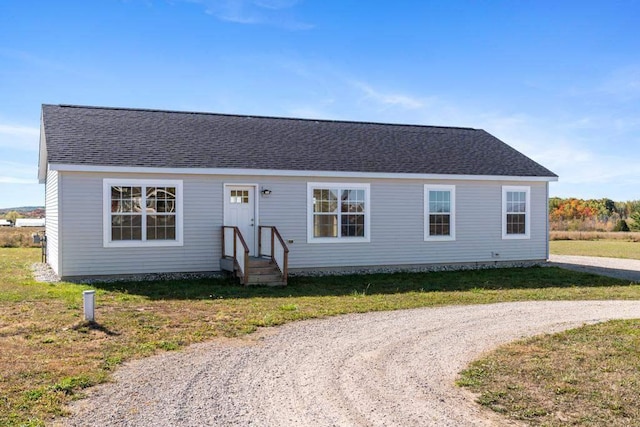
{"left": 307, "top": 183, "right": 370, "bottom": 243}
{"left": 229, "top": 190, "right": 249, "bottom": 204}
{"left": 103, "top": 179, "right": 183, "bottom": 247}
{"left": 502, "top": 186, "right": 530, "bottom": 239}
{"left": 424, "top": 185, "right": 455, "bottom": 241}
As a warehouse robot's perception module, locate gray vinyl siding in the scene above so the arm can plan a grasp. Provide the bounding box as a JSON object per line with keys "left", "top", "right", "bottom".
{"left": 45, "top": 169, "right": 60, "bottom": 275}
{"left": 57, "top": 172, "right": 548, "bottom": 277}
{"left": 59, "top": 172, "right": 222, "bottom": 277}
{"left": 264, "top": 178, "right": 548, "bottom": 269}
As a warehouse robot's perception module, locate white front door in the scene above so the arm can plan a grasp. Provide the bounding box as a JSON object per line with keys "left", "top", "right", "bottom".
{"left": 224, "top": 185, "right": 256, "bottom": 255}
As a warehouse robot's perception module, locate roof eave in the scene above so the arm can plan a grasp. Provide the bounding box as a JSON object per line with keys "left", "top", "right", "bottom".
{"left": 47, "top": 163, "right": 559, "bottom": 182}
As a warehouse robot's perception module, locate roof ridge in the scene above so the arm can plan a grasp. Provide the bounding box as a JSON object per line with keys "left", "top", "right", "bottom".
{"left": 47, "top": 103, "right": 480, "bottom": 132}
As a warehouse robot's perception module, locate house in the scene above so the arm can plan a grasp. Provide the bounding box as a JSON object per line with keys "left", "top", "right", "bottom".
{"left": 38, "top": 104, "right": 557, "bottom": 283}
{"left": 15, "top": 218, "right": 46, "bottom": 227}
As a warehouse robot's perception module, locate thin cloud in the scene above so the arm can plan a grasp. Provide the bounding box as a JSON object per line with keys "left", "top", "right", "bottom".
{"left": 0, "top": 48, "right": 98, "bottom": 79}
{"left": 181, "top": 0, "right": 313, "bottom": 29}
{"left": 474, "top": 111, "right": 640, "bottom": 197}
{"left": 537, "top": 143, "right": 640, "bottom": 200}
{"left": 563, "top": 114, "right": 640, "bottom": 134}
{"left": 0, "top": 177, "right": 37, "bottom": 184}
{"left": 253, "top": 0, "right": 299, "bottom": 10}
{"left": 0, "top": 49, "right": 68, "bottom": 72}
{"left": 0, "top": 124, "right": 39, "bottom": 137}
{"left": 600, "top": 65, "right": 640, "bottom": 99}
{"left": 0, "top": 123, "right": 40, "bottom": 151}
{"left": 353, "top": 81, "right": 428, "bottom": 110}
{"left": 0, "top": 160, "right": 38, "bottom": 184}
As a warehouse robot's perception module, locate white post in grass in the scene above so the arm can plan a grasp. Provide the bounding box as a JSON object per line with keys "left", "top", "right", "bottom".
{"left": 83, "top": 290, "right": 96, "bottom": 322}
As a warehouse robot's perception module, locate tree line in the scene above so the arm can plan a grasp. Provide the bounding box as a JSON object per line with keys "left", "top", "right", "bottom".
{"left": 549, "top": 198, "right": 640, "bottom": 232}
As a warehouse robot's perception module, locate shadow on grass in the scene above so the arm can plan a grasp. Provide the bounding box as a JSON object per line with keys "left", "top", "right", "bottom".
{"left": 83, "top": 267, "right": 633, "bottom": 301}
{"left": 71, "top": 320, "right": 120, "bottom": 336}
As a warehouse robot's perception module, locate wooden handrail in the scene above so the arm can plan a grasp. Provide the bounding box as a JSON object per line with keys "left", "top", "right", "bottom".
{"left": 272, "top": 227, "right": 289, "bottom": 285}
{"left": 258, "top": 226, "right": 289, "bottom": 285}
{"left": 272, "top": 227, "right": 290, "bottom": 255}
{"left": 234, "top": 227, "right": 250, "bottom": 255}
{"left": 222, "top": 226, "right": 250, "bottom": 285}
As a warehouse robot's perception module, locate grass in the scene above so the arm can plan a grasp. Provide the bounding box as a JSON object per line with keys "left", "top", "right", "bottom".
{"left": 2, "top": 248, "right": 640, "bottom": 425}
{"left": 458, "top": 319, "right": 640, "bottom": 426}
{"left": 550, "top": 240, "right": 640, "bottom": 260}
{"left": 550, "top": 231, "right": 640, "bottom": 242}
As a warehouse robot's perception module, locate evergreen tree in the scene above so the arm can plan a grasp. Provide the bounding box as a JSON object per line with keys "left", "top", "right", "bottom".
{"left": 613, "top": 219, "right": 630, "bottom": 232}
{"left": 629, "top": 211, "right": 640, "bottom": 231}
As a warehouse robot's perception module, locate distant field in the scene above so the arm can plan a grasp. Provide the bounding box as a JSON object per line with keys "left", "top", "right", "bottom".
{"left": 550, "top": 240, "right": 640, "bottom": 260}
{"left": 0, "top": 227, "right": 44, "bottom": 248}
{"left": 550, "top": 231, "right": 640, "bottom": 242}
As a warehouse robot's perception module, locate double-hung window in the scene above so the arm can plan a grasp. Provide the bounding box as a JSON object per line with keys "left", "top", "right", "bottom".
{"left": 103, "top": 179, "right": 183, "bottom": 247}
{"left": 307, "top": 183, "right": 370, "bottom": 243}
{"left": 424, "top": 185, "right": 455, "bottom": 241}
{"left": 502, "top": 186, "right": 530, "bottom": 239}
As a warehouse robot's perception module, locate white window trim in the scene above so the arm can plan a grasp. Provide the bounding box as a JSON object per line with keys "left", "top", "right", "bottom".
{"left": 307, "top": 182, "right": 371, "bottom": 243}
{"left": 502, "top": 185, "right": 530, "bottom": 240}
{"left": 424, "top": 184, "right": 456, "bottom": 241}
{"left": 103, "top": 179, "right": 184, "bottom": 248}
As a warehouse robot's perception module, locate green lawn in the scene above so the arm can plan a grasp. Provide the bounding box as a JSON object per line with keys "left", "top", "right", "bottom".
{"left": 2, "top": 248, "right": 640, "bottom": 426}
{"left": 459, "top": 319, "right": 640, "bottom": 426}
{"left": 550, "top": 240, "right": 640, "bottom": 260}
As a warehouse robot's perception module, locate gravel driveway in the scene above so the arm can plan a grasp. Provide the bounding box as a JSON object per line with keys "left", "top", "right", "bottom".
{"left": 60, "top": 300, "right": 640, "bottom": 427}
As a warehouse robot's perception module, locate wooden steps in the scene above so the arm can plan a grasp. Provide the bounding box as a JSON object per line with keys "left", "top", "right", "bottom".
{"left": 244, "top": 257, "right": 286, "bottom": 286}
{"left": 221, "top": 226, "right": 289, "bottom": 287}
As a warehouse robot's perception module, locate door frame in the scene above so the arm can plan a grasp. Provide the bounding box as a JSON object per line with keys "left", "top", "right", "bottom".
{"left": 223, "top": 183, "right": 259, "bottom": 255}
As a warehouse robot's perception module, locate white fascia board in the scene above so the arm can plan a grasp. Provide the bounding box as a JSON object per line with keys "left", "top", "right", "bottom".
{"left": 38, "top": 117, "right": 48, "bottom": 183}
{"left": 48, "top": 163, "right": 559, "bottom": 182}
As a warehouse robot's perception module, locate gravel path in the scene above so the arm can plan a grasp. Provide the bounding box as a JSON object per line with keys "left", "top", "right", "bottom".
{"left": 549, "top": 254, "right": 640, "bottom": 282}
{"left": 60, "top": 300, "right": 640, "bottom": 427}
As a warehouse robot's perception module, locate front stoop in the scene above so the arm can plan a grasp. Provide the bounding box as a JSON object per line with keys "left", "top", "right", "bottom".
{"left": 245, "top": 257, "right": 286, "bottom": 286}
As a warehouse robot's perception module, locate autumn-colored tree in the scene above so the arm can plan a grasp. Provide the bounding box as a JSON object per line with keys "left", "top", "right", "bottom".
{"left": 550, "top": 198, "right": 595, "bottom": 221}
{"left": 549, "top": 198, "right": 640, "bottom": 232}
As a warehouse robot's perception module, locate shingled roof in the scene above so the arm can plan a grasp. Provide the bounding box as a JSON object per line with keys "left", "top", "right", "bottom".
{"left": 40, "top": 104, "right": 557, "bottom": 178}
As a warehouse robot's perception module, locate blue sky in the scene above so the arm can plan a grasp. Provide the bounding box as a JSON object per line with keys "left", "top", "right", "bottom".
{"left": 1, "top": 0, "right": 639, "bottom": 208}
